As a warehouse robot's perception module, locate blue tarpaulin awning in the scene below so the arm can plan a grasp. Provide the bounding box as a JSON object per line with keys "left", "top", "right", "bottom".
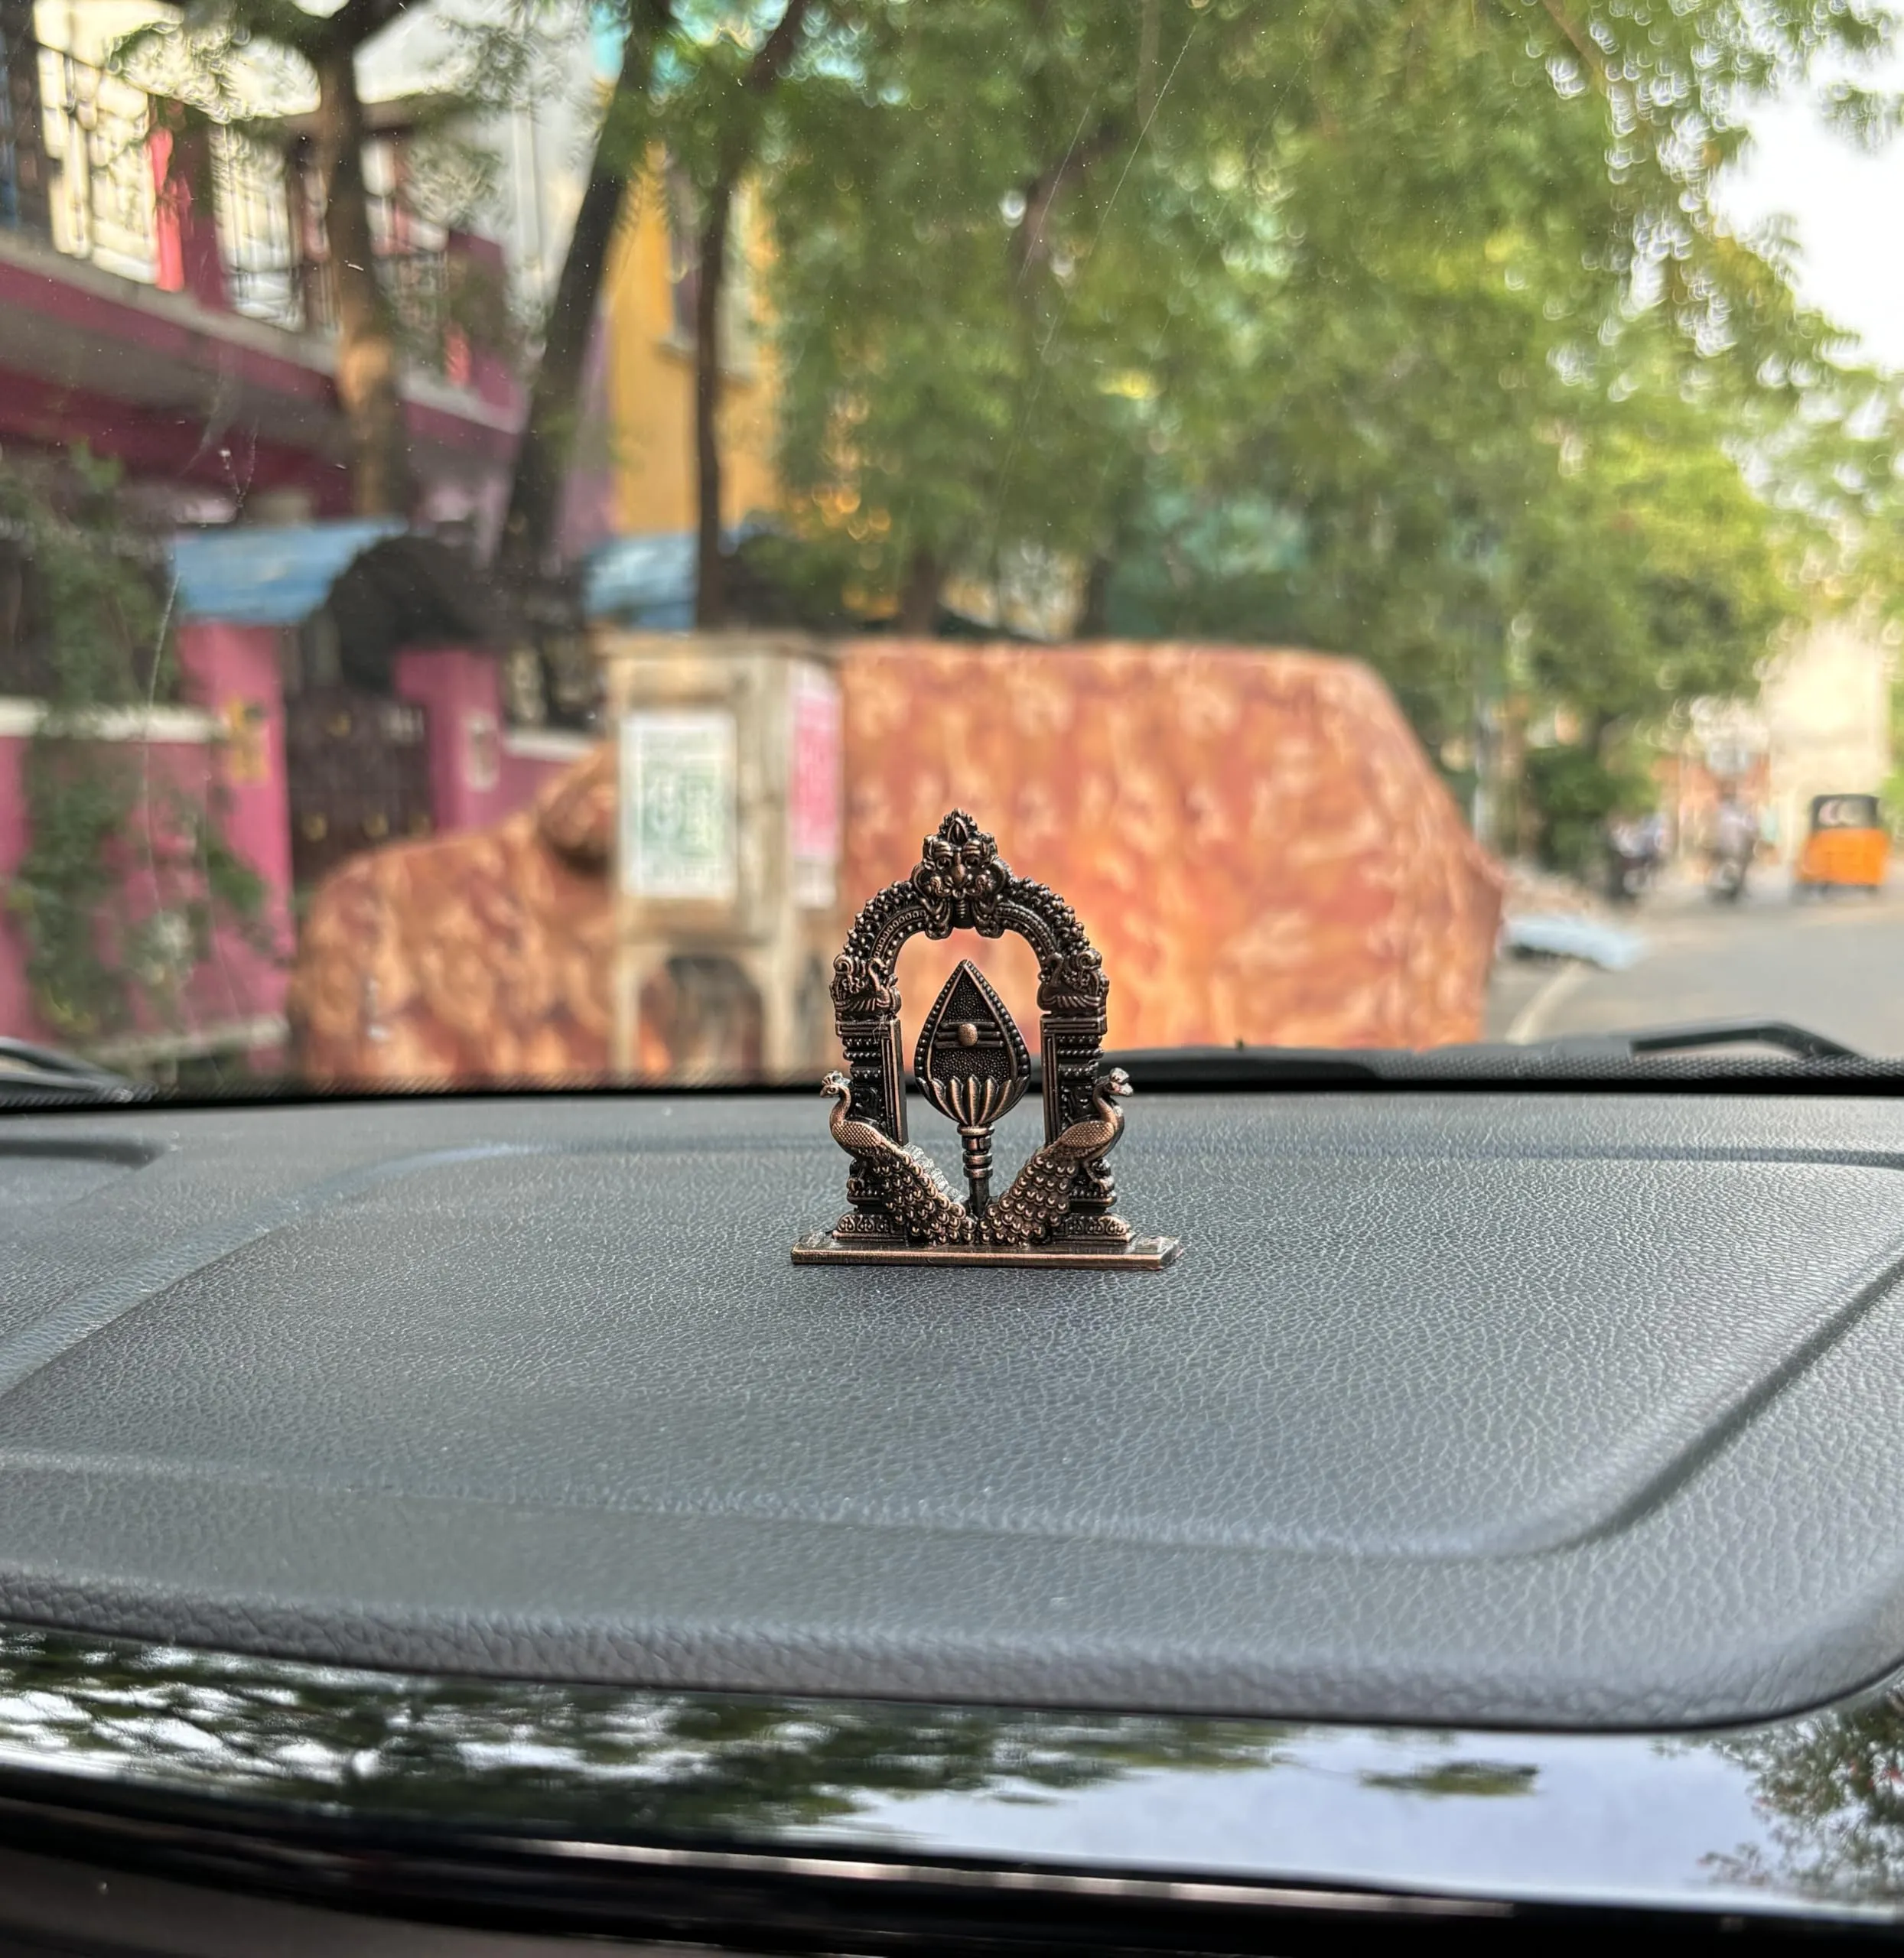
{"left": 582, "top": 526, "right": 768, "bottom": 629}
{"left": 169, "top": 519, "right": 407, "bottom": 626}
{"left": 172, "top": 522, "right": 748, "bottom": 633}
{"left": 581, "top": 532, "right": 696, "bottom": 629}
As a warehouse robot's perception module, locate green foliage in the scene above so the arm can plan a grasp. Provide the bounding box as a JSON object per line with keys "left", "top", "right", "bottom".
{"left": 118, "top": 0, "right": 1904, "bottom": 791}
{"left": 116, "top": 0, "right": 558, "bottom": 132}
{"left": 1522, "top": 743, "right": 1655, "bottom": 878}
{"left": 766, "top": 0, "right": 1248, "bottom": 591}
{"left": 755, "top": 0, "right": 1899, "bottom": 788}
{"left": 1103, "top": 10, "right": 1831, "bottom": 747}
{"left": 1, "top": 454, "right": 266, "bottom": 1053}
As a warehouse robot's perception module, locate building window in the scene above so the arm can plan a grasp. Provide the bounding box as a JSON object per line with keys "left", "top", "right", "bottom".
{"left": 213, "top": 125, "right": 300, "bottom": 327}
{"left": 39, "top": 44, "right": 158, "bottom": 283}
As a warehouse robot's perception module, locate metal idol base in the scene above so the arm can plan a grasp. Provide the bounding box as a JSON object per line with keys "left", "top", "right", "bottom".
{"left": 793, "top": 1232, "right": 1181, "bottom": 1270}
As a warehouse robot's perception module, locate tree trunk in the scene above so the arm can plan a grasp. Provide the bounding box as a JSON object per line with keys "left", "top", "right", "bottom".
{"left": 692, "top": 175, "right": 736, "bottom": 628}
{"left": 495, "top": 167, "right": 629, "bottom": 589}
{"left": 314, "top": 36, "right": 413, "bottom": 518}
{"left": 689, "top": 0, "right": 815, "bottom": 629}
{"left": 1009, "top": 117, "right": 1128, "bottom": 287}
{"left": 1078, "top": 554, "right": 1113, "bottom": 637}
{"left": 495, "top": 7, "right": 672, "bottom": 590}
{"left": 899, "top": 548, "right": 939, "bottom": 634}
{"left": 1138, "top": 0, "right": 1160, "bottom": 122}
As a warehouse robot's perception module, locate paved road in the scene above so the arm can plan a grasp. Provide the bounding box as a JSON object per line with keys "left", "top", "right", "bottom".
{"left": 1485, "top": 865, "right": 1904, "bottom": 1057}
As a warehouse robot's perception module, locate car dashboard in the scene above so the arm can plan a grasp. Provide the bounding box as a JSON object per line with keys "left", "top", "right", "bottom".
{"left": 4, "top": 1086, "right": 1904, "bottom": 1949}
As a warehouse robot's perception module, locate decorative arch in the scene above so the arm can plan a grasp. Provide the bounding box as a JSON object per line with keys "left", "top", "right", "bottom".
{"left": 829, "top": 811, "right": 1120, "bottom": 1241}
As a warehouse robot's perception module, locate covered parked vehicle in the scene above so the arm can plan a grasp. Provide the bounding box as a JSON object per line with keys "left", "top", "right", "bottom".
{"left": 289, "top": 640, "right": 1505, "bottom": 1085}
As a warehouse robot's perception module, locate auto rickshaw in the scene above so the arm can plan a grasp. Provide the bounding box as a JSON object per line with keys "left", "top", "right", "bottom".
{"left": 1794, "top": 792, "right": 1889, "bottom": 896}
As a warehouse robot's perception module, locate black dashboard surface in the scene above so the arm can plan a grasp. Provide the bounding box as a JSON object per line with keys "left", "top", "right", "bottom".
{"left": 4, "top": 1090, "right": 1904, "bottom": 1728}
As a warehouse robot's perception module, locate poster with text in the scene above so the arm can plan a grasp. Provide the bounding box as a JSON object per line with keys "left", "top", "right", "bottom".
{"left": 619, "top": 710, "right": 737, "bottom": 901}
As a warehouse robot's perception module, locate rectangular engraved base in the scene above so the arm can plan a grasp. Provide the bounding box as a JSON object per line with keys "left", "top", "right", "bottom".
{"left": 793, "top": 1231, "right": 1180, "bottom": 1270}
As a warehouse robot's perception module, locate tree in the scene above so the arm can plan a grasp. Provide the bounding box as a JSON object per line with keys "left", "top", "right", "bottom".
{"left": 125, "top": 0, "right": 536, "bottom": 518}
{"left": 1712, "top": 1696, "right": 1904, "bottom": 1902}
{"left": 769, "top": 0, "right": 1257, "bottom": 627}
{"left": 657, "top": 0, "right": 819, "bottom": 624}
{"left": 494, "top": 0, "right": 817, "bottom": 628}
{"left": 494, "top": 0, "right": 677, "bottom": 593}
{"left": 762, "top": 0, "right": 1894, "bottom": 844}
{"left": 310, "top": 1, "right": 416, "bottom": 515}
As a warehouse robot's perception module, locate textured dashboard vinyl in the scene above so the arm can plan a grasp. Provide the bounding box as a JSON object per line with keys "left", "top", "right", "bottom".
{"left": 5, "top": 1091, "right": 1904, "bottom": 1726}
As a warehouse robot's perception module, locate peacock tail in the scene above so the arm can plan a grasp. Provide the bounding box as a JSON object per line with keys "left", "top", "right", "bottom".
{"left": 985, "top": 1143, "right": 1081, "bottom": 1244}
{"left": 875, "top": 1146, "right": 975, "bottom": 1243}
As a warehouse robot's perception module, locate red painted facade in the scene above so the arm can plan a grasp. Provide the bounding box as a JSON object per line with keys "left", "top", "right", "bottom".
{"left": 0, "top": 31, "right": 522, "bottom": 526}
{"left": 0, "top": 232, "right": 520, "bottom": 521}
{"left": 0, "top": 24, "right": 568, "bottom": 1067}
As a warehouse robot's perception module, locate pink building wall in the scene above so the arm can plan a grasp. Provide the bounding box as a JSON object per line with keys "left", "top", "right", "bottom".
{"left": 0, "top": 635, "right": 579, "bottom": 1062}
{"left": 0, "top": 721, "right": 41, "bottom": 1042}
{"left": 395, "top": 647, "right": 584, "bottom": 834}
{"left": 174, "top": 622, "right": 295, "bottom": 1049}
{"left": 499, "top": 733, "right": 591, "bottom": 810}
{"left": 0, "top": 701, "right": 283, "bottom": 1055}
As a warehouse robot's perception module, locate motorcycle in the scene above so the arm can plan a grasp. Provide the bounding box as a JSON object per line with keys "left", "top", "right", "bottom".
{"left": 1604, "top": 821, "right": 1661, "bottom": 906}
{"left": 1707, "top": 848, "right": 1749, "bottom": 903}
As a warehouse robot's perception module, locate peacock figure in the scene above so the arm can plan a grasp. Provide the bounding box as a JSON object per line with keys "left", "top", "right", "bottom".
{"left": 983, "top": 1068, "right": 1131, "bottom": 1244}
{"left": 821, "top": 1067, "right": 1133, "bottom": 1247}
{"left": 820, "top": 1070, "right": 975, "bottom": 1244}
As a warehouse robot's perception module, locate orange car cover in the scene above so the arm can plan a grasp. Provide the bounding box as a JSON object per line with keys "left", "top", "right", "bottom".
{"left": 291, "top": 641, "right": 1503, "bottom": 1085}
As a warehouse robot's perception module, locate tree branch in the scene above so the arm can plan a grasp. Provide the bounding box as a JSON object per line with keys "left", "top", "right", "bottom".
{"left": 692, "top": 0, "right": 815, "bottom": 624}
{"left": 1138, "top": 0, "right": 1159, "bottom": 125}
{"left": 1538, "top": 0, "right": 1609, "bottom": 94}
{"left": 744, "top": 0, "right": 816, "bottom": 95}
{"left": 312, "top": 33, "right": 413, "bottom": 513}
{"left": 333, "top": 0, "right": 417, "bottom": 49}
{"left": 1010, "top": 115, "right": 1128, "bottom": 285}
{"left": 692, "top": 176, "right": 737, "bottom": 626}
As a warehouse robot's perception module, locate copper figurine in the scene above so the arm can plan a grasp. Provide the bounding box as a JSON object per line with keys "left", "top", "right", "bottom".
{"left": 793, "top": 811, "right": 1179, "bottom": 1268}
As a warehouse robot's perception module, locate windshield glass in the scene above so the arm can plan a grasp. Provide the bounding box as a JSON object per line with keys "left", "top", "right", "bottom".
{"left": 1, "top": 0, "right": 1901, "bottom": 1091}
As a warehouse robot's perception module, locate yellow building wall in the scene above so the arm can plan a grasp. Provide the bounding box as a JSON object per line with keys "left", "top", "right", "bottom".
{"left": 603, "top": 168, "right": 780, "bottom": 538}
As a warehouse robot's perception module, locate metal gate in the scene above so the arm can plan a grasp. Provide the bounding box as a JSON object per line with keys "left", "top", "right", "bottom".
{"left": 285, "top": 688, "right": 431, "bottom": 889}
